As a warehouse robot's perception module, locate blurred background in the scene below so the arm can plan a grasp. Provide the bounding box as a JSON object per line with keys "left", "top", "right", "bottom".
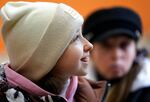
{"left": 0, "top": 0, "right": 150, "bottom": 62}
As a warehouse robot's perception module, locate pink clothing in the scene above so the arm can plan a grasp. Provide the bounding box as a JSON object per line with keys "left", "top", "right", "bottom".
{"left": 4, "top": 64, "right": 78, "bottom": 102}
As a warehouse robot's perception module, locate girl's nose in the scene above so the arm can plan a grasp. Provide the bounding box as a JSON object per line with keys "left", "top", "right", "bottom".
{"left": 111, "top": 48, "right": 124, "bottom": 60}
{"left": 83, "top": 38, "right": 93, "bottom": 52}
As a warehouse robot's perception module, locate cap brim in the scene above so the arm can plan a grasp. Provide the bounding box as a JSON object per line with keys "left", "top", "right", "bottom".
{"left": 94, "top": 28, "right": 138, "bottom": 42}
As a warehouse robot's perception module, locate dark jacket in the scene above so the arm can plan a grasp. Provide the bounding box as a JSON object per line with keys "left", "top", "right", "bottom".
{"left": 126, "top": 87, "right": 150, "bottom": 102}
{"left": 0, "top": 64, "right": 106, "bottom": 102}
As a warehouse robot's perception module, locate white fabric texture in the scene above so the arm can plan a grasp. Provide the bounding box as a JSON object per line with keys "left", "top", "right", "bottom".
{"left": 131, "top": 58, "right": 150, "bottom": 92}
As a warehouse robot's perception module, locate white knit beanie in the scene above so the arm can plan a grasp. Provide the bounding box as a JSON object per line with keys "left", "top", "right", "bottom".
{"left": 0, "top": 1, "right": 83, "bottom": 81}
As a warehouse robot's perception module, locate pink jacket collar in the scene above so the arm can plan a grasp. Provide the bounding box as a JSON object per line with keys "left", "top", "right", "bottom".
{"left": 4, "top": 64, "right": 78, "bottom": 102}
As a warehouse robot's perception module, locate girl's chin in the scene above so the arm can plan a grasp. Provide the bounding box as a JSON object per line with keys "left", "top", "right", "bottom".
{"left": 74, "top": 70, "right": 88, "bottom": 76}
{"left": 106, "top": 73, "right": 124, "bottom": 81}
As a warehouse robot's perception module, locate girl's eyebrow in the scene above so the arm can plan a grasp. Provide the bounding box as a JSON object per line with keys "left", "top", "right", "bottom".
{"left": 76, "top": 29, "right": 80, "bottom": 33}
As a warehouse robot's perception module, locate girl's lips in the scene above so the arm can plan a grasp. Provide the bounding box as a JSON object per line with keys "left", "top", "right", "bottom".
{"left": 109, "top": 64, "right": 123, "bottom": 72}
{"left": 80, "top": 57, "right": 89, "bottom": 63}
{"left": 111, "top": 64, "right": 123, "bottom": 69}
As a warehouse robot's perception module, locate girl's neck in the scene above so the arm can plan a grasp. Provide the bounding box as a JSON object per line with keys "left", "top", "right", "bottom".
{"left": 59, "top": 78, "right": 71, "bottom": 97}
{"left": 38, "top": 70, "right": 71, "bottom": 96}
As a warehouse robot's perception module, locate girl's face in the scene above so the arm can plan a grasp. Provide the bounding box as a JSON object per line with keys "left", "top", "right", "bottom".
{"left": 92, "top": 36, "right": 136, "bottom": 80}
{"left": 54, "top": 28, "right": 93, "bottom": 76}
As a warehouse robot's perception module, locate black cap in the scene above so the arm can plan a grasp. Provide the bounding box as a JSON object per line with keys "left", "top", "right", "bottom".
{"left": 82, "top": 7, "right": 142, "bottom": 42}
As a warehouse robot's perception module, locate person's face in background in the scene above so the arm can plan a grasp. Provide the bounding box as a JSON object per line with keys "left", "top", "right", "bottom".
{"left": 54, "top": 28, "right": 93, "bottom": 76}
{"left": 91, "top": 35, "right": 136, "bottom": 80}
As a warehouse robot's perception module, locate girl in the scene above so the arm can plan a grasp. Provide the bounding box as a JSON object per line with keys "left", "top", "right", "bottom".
{"left": 0, "top": 1, "right": 105, "bottom": 102}
{"left": 83, "top": 7, "right": 150, "bottom": 102}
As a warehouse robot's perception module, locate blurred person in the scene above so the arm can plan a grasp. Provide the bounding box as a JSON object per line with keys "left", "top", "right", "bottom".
{"left": 0, "top": 1, "right": 105, "bottom": 102}
{"left": 83, "top": 7, "right": 150, "bottom": 102}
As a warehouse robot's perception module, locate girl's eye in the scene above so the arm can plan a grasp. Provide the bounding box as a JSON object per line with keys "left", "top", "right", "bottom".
{"left": 72, "top": 35, "right": 80, "bottom": 42}
{"left": 120, "top": 41, "right": 129, "bottom": 50}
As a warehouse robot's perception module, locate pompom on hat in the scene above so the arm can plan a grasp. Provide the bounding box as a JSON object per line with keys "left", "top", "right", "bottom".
{"left": 0, "top": 1, "right": 83, "bottom": 81}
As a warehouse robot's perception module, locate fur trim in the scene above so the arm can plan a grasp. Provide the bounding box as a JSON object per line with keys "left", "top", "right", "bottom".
{"left": 131, "top": 58, "right": 150, "bottom": 92}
